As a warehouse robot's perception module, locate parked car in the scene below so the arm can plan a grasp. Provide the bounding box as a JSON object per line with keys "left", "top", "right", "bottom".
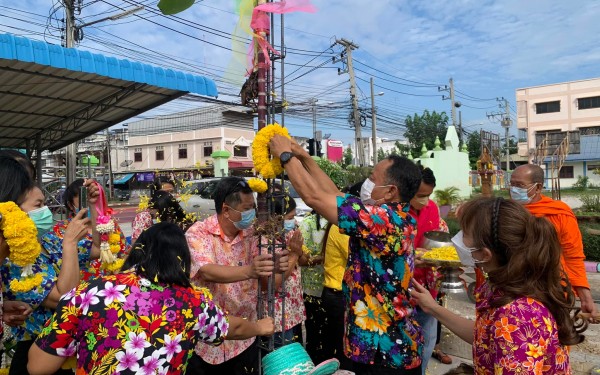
{"left": 114, "top": 188, "right": 131, "bottom": 201}
{"left": 178, "top": 177, "right": 311, "bottom": 221}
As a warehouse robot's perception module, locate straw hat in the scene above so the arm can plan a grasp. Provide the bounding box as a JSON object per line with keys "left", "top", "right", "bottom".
{"left": 262, "top": 343, "right": 340, "bottom": 375}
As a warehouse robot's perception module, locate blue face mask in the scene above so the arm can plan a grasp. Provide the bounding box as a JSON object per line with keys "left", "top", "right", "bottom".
{"left": 28, "top": 206, "right": 54, "bottom": 237}
{"left": 283, "top": 219, "right": 296, "bottom": 232}
{"left": 228, "top": 207, "right": 256, "bottom": 230}
{"left": 510, "top": 184, "right": 536, "bottom": 204}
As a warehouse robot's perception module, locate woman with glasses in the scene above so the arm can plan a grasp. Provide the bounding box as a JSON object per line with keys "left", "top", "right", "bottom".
{"left": 410, "top": 197, "right": 587, "bottom": 374}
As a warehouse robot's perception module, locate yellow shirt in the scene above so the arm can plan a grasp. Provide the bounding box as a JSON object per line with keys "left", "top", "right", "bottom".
{"left": 323, "top": 224, "right": 350, "bottom": 291}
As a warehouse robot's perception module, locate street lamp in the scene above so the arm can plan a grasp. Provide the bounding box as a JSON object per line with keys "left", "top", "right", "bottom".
{"left": 370, "top": 77, "right": 384, "bottom": 165}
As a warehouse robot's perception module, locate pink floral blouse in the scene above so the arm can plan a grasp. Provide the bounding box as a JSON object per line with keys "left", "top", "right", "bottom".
{"left": 185, "top": 215, "right": 259, "bottom": 365}
{"left": 474, "top": 282, "right": 571, "bottom": 374}
{"left": 131, "top": 210, "right": 153, "bottom": 242}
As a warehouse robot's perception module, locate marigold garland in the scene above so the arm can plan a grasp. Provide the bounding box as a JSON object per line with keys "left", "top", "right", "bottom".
{"left": 109, "top": 233, "right": 121, "bottom": 254}
{"left": 252, "top": 123, "right": 291, "bottom": 179}
{"left": 100, "top": 257, "right": 125, "bottom": 274}
{"left": 248, "top": 178, "right": 268, "bottom": 193}
{"left": 9, "top": 273, "right": 43, "bottom": 293}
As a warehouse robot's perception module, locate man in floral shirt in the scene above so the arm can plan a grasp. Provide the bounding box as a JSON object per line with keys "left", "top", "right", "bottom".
{"left": 269, "top": 137, "right": 423, "bottom": 374}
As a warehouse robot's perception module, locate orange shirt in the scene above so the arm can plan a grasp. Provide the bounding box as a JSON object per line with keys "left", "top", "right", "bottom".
{"left": 525, "top": 195, "right": 590, "bottom": 290}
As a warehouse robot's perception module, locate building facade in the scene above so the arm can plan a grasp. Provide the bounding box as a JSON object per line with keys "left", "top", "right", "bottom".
{"left": 516, "top": 78, "right": 600, "bottom": 187}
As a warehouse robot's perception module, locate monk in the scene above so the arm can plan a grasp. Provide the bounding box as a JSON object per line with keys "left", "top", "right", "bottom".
{"left": 509, "top": 164, "right": 597, "bottom": 318}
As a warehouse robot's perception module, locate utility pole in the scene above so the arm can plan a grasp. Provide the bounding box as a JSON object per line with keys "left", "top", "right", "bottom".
{"left": 335, "top": 38, "right": 363, "bottom": 166}
{"left": 64, "top": 0, "right": 77, "bottom": 184}
{"left": 256, "top": 0, "right": 268, "bottom": 130}
{"left": 105, "top": 129, "right": 114, "bottom": 199}
{"left": 311, "top": 98, "right": 318, "bottom": 140}
{"left": 487, "top": 97, "right": 512, "bottom": 171}
{"left": 439, "top": 78, "right": 462, "bottom": 143}
{"left": 370, "top": 78, "right": 384, "bottom": 165}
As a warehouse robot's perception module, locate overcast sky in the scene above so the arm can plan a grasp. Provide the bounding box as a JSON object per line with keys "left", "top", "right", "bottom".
{"left": 2, "top": 0, "right": 600, "bottom": 144}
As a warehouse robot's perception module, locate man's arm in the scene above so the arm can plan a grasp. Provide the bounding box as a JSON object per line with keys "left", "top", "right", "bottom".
{"left": 291, "top": 141, "right": 339, "bottom": 195}
{"left": 198, "top": 253, "right": 275, "bottom": 283}
{"left": 270, "top": 136, "right": 342, "bottom": 225}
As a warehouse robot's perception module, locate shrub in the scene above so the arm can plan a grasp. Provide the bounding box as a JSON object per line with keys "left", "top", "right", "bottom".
{"left": 572, "top": 175, "right": 589, "bottom": 190}
{"left": 580, "top": 193, "right": 600, "bottom": 213}
{"left": 434, "top": 186, "right": 461, "bottom": 206}
{"left": 580, "top": 224, "right": 600, "bottom": 262}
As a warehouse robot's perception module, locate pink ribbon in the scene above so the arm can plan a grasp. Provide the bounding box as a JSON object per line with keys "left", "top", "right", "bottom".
{"left": 93, "top": 181, "right": 113, "bottom": 218}
{"left": 249, "top": 0, "right": 317, "bottom": 70}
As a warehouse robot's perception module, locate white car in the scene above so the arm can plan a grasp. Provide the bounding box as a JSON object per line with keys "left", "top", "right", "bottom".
{"left": 178, "top": 177, "right": 311, "bottom": 221}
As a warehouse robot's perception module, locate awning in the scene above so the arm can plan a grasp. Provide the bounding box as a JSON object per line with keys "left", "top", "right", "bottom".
{"left": 228, "top": 160, "right": 254, "bottom": 168}
{"left": 113, "top": 173, "right": 135, "bottom": 185}
{"left": 0, "top": 33, "right": 218, "bottom": 152}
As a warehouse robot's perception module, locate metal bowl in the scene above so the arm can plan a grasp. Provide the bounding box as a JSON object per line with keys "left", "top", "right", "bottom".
{"left": 421, "top": 231, "right": 453, "bottom": 250}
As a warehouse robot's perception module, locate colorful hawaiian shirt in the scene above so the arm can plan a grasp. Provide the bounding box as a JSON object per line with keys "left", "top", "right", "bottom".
{"left": 474, "top": 282, "right": 571, "bottom": 374}
{"left": 298, "top": 214, "right": 327, "bottom": 297}
{"left": 47, "top": 218, "right": 129, "bottom": 281}
{"left": 186, "top": 215, "right": 259, "bottom": 365}
{"left": 35, "top": 271, "right": 228, "bottom": 375}
{"left": 337, "top": 194, "right": 422, "bottom": 369}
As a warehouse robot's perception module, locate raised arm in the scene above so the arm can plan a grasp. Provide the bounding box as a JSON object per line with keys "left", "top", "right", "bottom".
{"left": 291, "top": 140, "right": 339, "bottom": 195}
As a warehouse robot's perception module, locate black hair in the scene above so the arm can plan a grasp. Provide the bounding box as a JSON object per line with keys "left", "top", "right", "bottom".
{"left": 344, "top": 179, "right": 365, "bottom": 197}
{"left": 0, "top": 150, "right": 36, "bottom": 181}
{"left": 149, "top": 190, "right": 192, "bottom": 229}
{"left": 271, "top": 194, "right": 296, "bottom": 216}
{"left": 122, "top": 222, "right": 191, "bottom": 287}
{"left": 151, "top": 176, "right": 176, "bottom": 195}
{"left": 214, "top": 177, "right": 253, "bottom": 214}
{"left": 419, "top": 165, "right": 436, "bottom": 187}
{"left": 0, "top": 155, "right": 34, "bottom": 204}
{"left": 384, "top": 155, "right": 422, "bottom": 203}
{"left": 63, "top": 179, "right": 85, "bottom": 215}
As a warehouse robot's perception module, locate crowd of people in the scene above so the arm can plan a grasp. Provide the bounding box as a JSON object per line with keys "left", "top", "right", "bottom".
{"left": 0, "top": 139, "right": 596, "bottom": 375}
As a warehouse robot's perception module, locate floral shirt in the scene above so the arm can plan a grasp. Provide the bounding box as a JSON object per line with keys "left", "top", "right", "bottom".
{"left": 132, "top": 211, "right": 153, "bottom": 242}
{"left": 47, "top": 218, "right": 129, "bottom": 281}
{"left": 186, "top": 215, "right": 259, "bottom": 365}
{"left": 337, "top": 194, "right": 422, "bottom": 369}
{"left": 474, "top": 282, "right": 571, "bottom": 374}
{"left": 35, "top": 271, "right": 228, "bottom": 375}
{"left": 0, "top": 231, "right": 93, "bottom": 341}
{"left": 298, "top": 214, "right": 327, "bottom": 297}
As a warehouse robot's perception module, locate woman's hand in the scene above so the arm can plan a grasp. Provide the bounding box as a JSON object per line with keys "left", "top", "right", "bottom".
{"left": 3, "top": 300, "right": 33, "bottom": 327}
{"left": 415, "top": 247, "right": 429, "bottom": 268}
{"left": 83, "top": 179, "right": 101, "bottom": 206}
{"left": 288, "top": 230, "right": 304, "bottom": 257}
{"left": 256, "top": 317, "right": 275, "bottom": 336}
{"left": 64, "top": 209, "right": 91, "bottom": 247}
{"left": 409, "top": 278, "right": 438, "bottom": 314}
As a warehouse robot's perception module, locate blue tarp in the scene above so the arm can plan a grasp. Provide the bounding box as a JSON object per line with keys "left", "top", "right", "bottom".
{"left": 113, "top": 173, "right": 135, "bottom": 185}
{"left": 0, "top": 33, "right": 218, "bottom": 97}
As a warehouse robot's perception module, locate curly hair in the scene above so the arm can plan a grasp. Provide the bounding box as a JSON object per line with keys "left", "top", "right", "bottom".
{"left": 458, "top": 197, "right": 586, "bottom": 346}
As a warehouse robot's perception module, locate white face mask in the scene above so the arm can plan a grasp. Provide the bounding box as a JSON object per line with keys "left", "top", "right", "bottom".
{"left": 360, "top": 179, "right": 390, "bottom": 205}
{"left": 451, "top": 231, "right": 485, "bottom": 267}
{"left": 413, "top": 196, "right": 429, "bottom": 207}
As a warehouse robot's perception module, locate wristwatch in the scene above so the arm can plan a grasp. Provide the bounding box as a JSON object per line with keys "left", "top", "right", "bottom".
{"left": 279, "top": 151, "right": 295, "bottom": 166}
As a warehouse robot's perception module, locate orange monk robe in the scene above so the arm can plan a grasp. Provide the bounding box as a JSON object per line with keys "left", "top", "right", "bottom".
{"left": 525, "top": 195, "right": 590, "bottom": 290}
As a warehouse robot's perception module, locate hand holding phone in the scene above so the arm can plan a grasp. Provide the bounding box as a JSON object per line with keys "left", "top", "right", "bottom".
{"left": 79, "top": 186, "right": 89, "bottom": 214}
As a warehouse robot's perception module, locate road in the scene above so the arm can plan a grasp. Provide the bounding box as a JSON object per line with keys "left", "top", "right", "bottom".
{"left": 110, "top": 204, "right": 137, "bottom": 237}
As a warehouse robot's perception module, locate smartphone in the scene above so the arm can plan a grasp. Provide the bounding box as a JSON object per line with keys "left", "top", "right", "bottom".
{"left": 79, "top": 186, "right": 88, "bottom": 214}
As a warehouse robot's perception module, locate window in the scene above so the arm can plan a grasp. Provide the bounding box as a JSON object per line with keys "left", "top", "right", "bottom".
{"left": 178, "top": 144, "right": 187, "bottom": 159}
{"left": 587, "top": 164, "right": 600, "bottom": 171}
{"left": 155, "top": 146, "right": 164, "bottom": 161}
{"left": 203, "top": 146, "right": 213, "bottom": 157}
{"left": 559, "top": 166, "right": 574, "bottom": 179}
{"left": 134, "top": 147, "right": 142, "bottom": 162}
{"left": 579, "top": 126, "right": 600, "bottom": 136}
{"left": 578, "top": 96, "right": 600, "bottom": 110}
{"left": 233, "top": 146, "right": 248, "bottom": 157}
{"left": 535, "top": 101, "right": 560, "bottom": 114}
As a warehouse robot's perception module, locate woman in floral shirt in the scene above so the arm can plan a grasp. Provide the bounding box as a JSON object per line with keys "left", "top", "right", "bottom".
{"left": 28, "top": 222, "right": 274, "bottom": 375}
{"left": 411, "top": 197, "right": 587, "bottom": 375}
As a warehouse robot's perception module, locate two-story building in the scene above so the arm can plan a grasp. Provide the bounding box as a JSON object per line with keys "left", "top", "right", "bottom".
{"left": 516, "top": 78, "right": 600, "bottom": 187}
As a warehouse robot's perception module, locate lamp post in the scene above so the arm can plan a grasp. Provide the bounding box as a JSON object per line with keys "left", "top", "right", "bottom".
{"left": 370, "top": 77, "right": 384, "bottom": 165}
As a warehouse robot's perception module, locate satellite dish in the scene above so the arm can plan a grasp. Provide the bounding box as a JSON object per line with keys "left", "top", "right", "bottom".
{"left": 120, "top": 160, "right": 133, "bottom": 167}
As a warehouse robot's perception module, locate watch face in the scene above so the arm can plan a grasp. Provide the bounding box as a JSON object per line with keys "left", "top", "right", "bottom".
{"left": 281, "top": 152, "right": 292, "bottom": 163}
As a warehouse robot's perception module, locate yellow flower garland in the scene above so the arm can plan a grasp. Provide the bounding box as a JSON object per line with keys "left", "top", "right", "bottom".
{"left": 101, "top": 257, "right": 125, "bottom": 274}
{"left": 248, "top": 178, "right": 268, "bottom": 193}
{"left": 0, "top": 202, "right": 43, "bottom": 293}
{"left": 109, "top": 233, "right": 121, "bottom": 254}
{"left": 252, "top": 123, "right": 291, "bottom": 179}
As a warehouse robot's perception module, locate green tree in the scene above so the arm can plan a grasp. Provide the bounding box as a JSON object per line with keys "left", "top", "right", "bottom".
{"left": 315, "top": 158, "right": 347, "bottom": 188}
{"left": 466, "top": 131, "right": 481, "bottom": 169}
{"left": 377, "top": 148, "right": 388, "bottom": 161}
{"left": 343, "top": 146, "right": 353, "bottom": 167}
{"left": 403, "top": 110, "right": 449, "bottom": 156}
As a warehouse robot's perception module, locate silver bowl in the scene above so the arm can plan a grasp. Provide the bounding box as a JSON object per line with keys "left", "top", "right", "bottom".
{"left": 421, "top": 231, "right": 453, "bottom": 250}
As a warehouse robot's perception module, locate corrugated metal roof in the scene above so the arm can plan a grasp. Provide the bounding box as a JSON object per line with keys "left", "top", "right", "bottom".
{"left": 564, "top": 135, "right": 600, "bottom": 162}
{"left": 0, "top": 33, "right": 218, "bottom": 151}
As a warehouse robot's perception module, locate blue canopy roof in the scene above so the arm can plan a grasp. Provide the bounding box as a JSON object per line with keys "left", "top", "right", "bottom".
{"left": 113, "top": 173, "right": 135, "bottom": 185}
{"left": 0, "top": 33, "right": 219, "bottom": 151}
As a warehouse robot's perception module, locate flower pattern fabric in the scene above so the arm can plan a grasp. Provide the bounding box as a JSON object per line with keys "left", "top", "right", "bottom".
{"left": 35, "top": 271, "right": 228, "bottom": 375}
{"left": 186, "top": 215, "right": 259, "bottom": 365}
{"left": 131, "top": 210, "right": 153, "bottom": 242}
{"left": 474, "top": 281, "right": 571, "bottom": 374}
{"left": 337, "top": 194, "right": 422, "bottom": 369}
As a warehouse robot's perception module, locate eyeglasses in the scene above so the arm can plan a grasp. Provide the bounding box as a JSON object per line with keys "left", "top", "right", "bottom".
{"left": 224, "top": 179, "right": 249, "bottom": 199}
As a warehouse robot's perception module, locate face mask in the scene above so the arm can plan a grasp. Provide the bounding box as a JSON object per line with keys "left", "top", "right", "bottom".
{"left": 28, "top": 206, "right": 54, "bottom": 236}
{"left": 283, "top": 219, "right": 296, "bottom": 232}
{"left": 413, "top": 196, "right": 429, "bottom": 207}
{"left": 360, "top": 179, "right": 390, "bottom": 205}
{"left": 451, "top": 231, "right": 484, "bottom": 268}
{"left": 228, "top": 207, "right": 256, "bottom": 230}
{"left": 509, "top": 184, "right": 536, "bottom": 204}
